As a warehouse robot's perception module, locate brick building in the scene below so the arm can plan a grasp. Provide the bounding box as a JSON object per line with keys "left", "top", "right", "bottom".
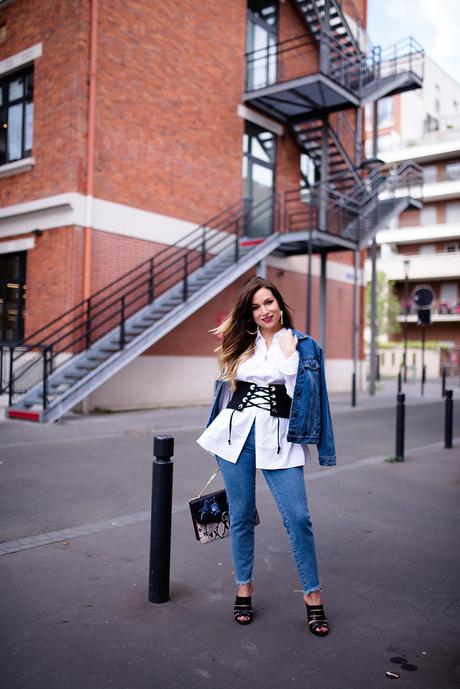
{"left": 0, "top": 0, "right": 424, "bottom": 421}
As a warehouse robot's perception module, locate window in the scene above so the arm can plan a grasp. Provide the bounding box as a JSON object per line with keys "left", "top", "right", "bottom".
{"left": 423, "top": 165, "right": 437, "bottom": 183}
{"left": 445, "top": 243, "right": 460, "bottom": 253}
{"left": 418, "top": 244, "right": 436, "bottom": 254}
{"left": 420, "top": 205, "right": 436, "bottom": 225}
{"left": 377, "top": 97, "right": 394, "bottom": 128}
{"left": 440, "top": 282, "right": 458, "bottom": 307}
{"left": 365, "top": 104, "right": 372, "bottom": 131}
{"left": 300, "top": 153, "right": 316, "bottom": 189}
{"left": 446, "top": 201, "right": 460, "bottom": 222}
{"left": 0, "top": 66, "right": 33, "bottom": 165}
{"left": 446, "top": 161, "right": 460, "bottom": 181}
{"left": 0, "top": 251, "right": 27, "bottom": 342}
{"left": 243, "top": 122, "right": 276, "bottom": 237}
{"left": 434, "top": 84, "right": 440, "bottom": 114}
{"left": 247, "top": 2, "right": 278, "bottom": 90}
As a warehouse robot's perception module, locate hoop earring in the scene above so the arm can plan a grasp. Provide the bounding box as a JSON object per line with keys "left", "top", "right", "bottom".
{"left": 246, "top": 321, "right": 258, "bottom": 335}
{"left": 280, "top": 310, "right": 284, "bottom": 325}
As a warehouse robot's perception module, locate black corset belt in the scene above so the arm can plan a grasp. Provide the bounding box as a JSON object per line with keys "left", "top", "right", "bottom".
{"left": 226, "top": 381, "right": 292, "bottom": 454}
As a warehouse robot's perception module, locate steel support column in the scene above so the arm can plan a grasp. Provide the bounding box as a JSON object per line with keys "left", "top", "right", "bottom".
{"left": 256, "top": 259, "right": 267, "bottom": 278}
{"left": 369, "top": 236, "right": 377, "bottom": 395}
{"left": 319, "top": 117, "right": 329, "bottom": 232}
{"left": 319, "top": 0, "right": 331, "bottom": 73}
{"left": 319, "top": 252, "right": 327, "bottom": 352}
{"left": 306, "top": 227, "right": 313, "bottom": 334}
{"left": 372, "top": 100, "right": 378, "bottom": 158}
{"left": 355, "top": 107, "right": 362, "bottom": 168}
{"left": 353, "top": 248, "right": 360, "bottom": 398}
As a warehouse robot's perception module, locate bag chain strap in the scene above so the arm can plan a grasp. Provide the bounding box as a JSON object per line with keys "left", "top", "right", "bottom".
{"left": 192, "top": 467, "right": 221, "bottom": 500}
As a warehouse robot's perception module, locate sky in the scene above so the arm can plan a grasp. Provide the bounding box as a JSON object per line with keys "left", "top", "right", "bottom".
{"left": 367, "top": 0, "right": 460, "bottom": 83}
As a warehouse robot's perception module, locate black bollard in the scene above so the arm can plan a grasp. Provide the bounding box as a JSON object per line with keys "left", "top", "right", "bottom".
{"left": 442, "top": 366, "right": 447, "bottom": 398}
{"left": 395, "top": 393, "right": 405, "bottom": 461}
{"left": 421, "top": 364, "right": 426, "bottom": 397}
{"left": 445, "top": 390, "right": 453, "bottom": 449}
{"left": 376, "top": 353, "right": 381, "bottom": 382}
{"left": 397, "top": 371, "right": 402, "bottom": 394}
{"left": 149, "top": 435, "right": 174, "bottom": 604}
{"left": 351, "top": 372, "right": 356, "bottom": 407}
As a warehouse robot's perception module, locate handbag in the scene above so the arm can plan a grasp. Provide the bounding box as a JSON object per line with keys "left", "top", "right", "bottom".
{"left": 189, "top": 467, "right": 260, "bottom": 545}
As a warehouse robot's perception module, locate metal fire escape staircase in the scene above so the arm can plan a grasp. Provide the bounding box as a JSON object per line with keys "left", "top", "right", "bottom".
{"left": 3, "top": 200, "right": 282, "bottom": 423}
{"left": 280, "top": 161, "right": 423, "bottom": 252}
{"left": 339, "top": 161, "right": 424, "bottom": 245}
{"left": 294, "top": 0, "right": 424, "bottom": 103}
{"left": 243, "top": 0, "right": 424, "bottom": 215}
{"left": 292, "top": 111, "right": 361, "bottom": 193}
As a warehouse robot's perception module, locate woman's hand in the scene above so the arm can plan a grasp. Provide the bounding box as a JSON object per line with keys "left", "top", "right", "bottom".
{"left": 278, "top": 329, "right": 298, "bottom": 359}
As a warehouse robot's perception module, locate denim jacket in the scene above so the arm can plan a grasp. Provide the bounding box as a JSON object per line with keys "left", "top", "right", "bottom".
{"left": 206, "top": 330, "right": 337, "bottom": 467}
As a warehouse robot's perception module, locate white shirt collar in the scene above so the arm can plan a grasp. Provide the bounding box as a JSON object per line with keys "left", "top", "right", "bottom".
{"left": 256, "top": 327, "right": 287, "bottom": 343}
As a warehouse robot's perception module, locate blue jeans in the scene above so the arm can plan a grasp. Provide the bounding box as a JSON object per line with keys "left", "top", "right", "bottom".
{"left": 216, "top": 425, "right": 321, "bottom": 595}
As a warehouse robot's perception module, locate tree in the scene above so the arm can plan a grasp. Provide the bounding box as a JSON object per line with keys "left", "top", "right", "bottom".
{"left": 365, "top": 271, "right": 401, "bottom": 341}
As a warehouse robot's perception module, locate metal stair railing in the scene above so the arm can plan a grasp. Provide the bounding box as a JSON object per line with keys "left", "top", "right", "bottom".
{"left": 282, "top": 182, "right": 360, "bottom": 237}
{"left": 298, "top": 0, "right": 365, "bottom": 56}
{"left": 281, "top": 160, "right": 423, "bottom": 241}
{"left": 363, "top": 37, "right": 424, "bottom": 94}
{"left": 3, "top": 196, "right": 277, "bottom": 410}
{"left": 348, "top": 160, "right": 424, "bottom": 243}
{"left": 245, "top": 31, "right": 362, "bottom": 95}
{"left": 245, "top": 29, "right": 423, "bottom": 103}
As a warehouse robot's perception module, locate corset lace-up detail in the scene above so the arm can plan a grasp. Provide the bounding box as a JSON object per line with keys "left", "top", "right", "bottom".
{"left": 226, "top": 382, "right": 292, "bottom": 454}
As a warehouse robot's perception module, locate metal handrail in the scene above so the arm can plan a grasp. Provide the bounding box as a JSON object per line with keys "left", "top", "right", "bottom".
{"left": 245, "top": 30, "right": 424, "bottom": 99}
{"left": 4, "top": 195, "right": 278, "bottom": 408}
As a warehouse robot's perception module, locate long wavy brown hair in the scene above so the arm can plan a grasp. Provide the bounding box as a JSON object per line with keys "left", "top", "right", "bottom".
{"left": 212, "top": 277, "right": 294, "bottom": 389}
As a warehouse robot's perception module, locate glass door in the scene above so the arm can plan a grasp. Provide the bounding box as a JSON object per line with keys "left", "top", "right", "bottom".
{"left": 247, "top": 2, "right": 278, "bottom": 90}
{"left": 0, "top": 252, "right": 26, "bottom": 342}
{"left": 243, "top": 123, "right": 276, "bottom": 237}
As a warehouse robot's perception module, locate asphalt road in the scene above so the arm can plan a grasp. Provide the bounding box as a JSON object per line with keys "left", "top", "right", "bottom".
{"left": 0, "top": 394, "right": 458, "bottom": 543}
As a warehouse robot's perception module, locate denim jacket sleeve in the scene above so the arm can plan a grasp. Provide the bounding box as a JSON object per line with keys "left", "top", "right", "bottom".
{"left": 317, "top": 347, "right": 337, "bottom": 465}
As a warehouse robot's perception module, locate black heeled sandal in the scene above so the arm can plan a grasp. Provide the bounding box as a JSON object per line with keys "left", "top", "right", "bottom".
{"left": 305, "top": 602, "right": 329, "bottom": 636}
{"left": 234, "top": 595, "right": 254, "bottom": 625}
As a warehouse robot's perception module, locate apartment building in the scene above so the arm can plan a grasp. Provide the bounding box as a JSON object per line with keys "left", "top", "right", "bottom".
{"left": 0, "top": 0, "right": 423, "bottom": 421}
{"left": 366, "top": 57, "right": 460, "bottom": 354}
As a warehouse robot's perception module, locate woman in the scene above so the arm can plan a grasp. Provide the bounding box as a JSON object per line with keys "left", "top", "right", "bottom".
{"left": 196, "top": 276, "right": 336, "bottom": 635}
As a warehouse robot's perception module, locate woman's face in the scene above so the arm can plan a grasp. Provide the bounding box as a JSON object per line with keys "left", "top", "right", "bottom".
{"left": 251, "top": 287, "right": 283, "bottom": 335}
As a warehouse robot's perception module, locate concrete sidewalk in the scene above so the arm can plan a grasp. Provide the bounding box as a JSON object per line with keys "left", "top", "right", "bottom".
{"left": 1, "top": 435, "right": 459, "bottom": 689}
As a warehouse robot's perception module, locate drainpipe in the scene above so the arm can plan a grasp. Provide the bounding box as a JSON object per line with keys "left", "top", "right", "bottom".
{"left": 83, "top": 0, "right": 98, "bottom": 301}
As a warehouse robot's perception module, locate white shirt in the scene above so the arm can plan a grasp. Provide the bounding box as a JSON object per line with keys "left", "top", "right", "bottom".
{"left": 196, "top": 328, "right": 312, "bottom": 470}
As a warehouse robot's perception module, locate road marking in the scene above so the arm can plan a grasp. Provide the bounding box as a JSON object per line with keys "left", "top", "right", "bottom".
{"left": 1, "top": 436, "right": 458, "bottom": 557}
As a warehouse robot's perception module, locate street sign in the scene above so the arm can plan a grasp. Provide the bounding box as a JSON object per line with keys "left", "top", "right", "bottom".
{"left": 412, "top": 285, "right": 434, "bottom": 308}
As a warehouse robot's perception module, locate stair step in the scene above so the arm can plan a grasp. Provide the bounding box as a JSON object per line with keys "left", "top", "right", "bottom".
{"left": 63, "top": 373, "right": 85, "bottom": 381}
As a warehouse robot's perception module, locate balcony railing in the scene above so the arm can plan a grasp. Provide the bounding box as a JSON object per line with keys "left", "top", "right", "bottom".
{"left": 399, "top": 302, "right": 460, "bottom": 317}
{"left": 245, "top": 32, "right": 424, "bottom": 103}
{"left": 363, "top": 37, "right": 424, "bottom": 89}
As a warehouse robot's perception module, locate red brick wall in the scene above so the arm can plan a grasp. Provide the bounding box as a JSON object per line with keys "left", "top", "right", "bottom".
{"left": 0, "top": 0, "right": 89, "bottom": 207}
{"left": 399, "top": 208, "right": 420, "bottom": 227}
{"left": 278, "top": 0, "right": 319, "bottom": 80}
{"left": 147, "top": 268, "right": 258, "bottom": 357}
{"left": 146, "top": 262, "right": 356, "bottom": 360}
{"left": 2, "top": 226, "right": 85, "bottom": 338}
{"left": 90, "top": 231, "right": 168, "bottom": 294}
{"left": 94, "top": 0, "right": 246, "bottom": 224}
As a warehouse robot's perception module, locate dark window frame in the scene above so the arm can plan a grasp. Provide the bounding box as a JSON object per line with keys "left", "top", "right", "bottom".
{"left": 0, "top": 251, "right": 27, "bottom": 343}
{"left": 0, "top": 65, "right": 34, "bottom": 165}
